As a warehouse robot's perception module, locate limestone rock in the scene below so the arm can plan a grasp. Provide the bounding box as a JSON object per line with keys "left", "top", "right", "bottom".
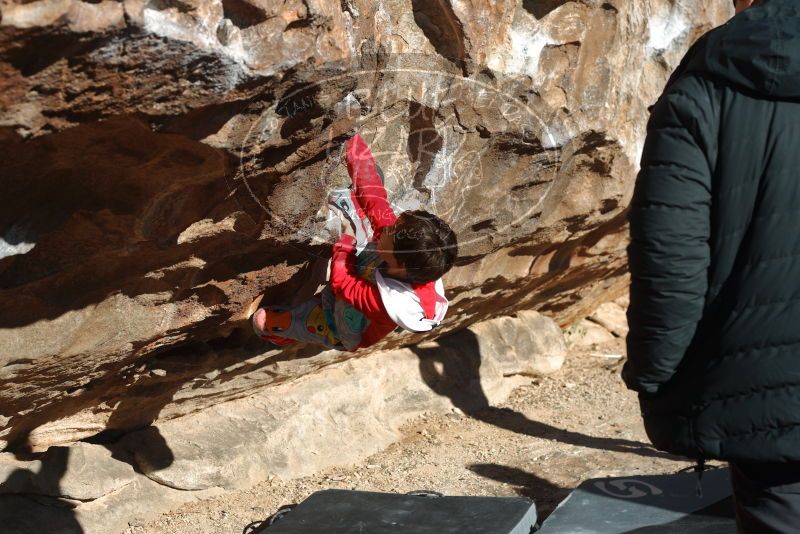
{"left": 53, "top": 443, "right": 137, "bottom": 501}
{"left": 469, "top": 310, "right": 566, "bottom": 376}
{"left": 565, "top": 319, "right": 616, "bottom": 348}
{"left": 0, "top": 309, "right": 566, "bottom": 533}
{"left": 0, "top": 435, "right": 221, "bottom": 533}
{"left": 0, "top": 443, "right": 135, "bottom": 501}
{"left": 74, "top": 477, "right": 224, "bottom": 534}
{"left": 588, "top": 302, "right": 629, "bottom": 338}
{"left": 112, "top": 309, "right": 565, "bottom": 493}
{"left": 0, "top": 0, "right": 731, "bottom": 451}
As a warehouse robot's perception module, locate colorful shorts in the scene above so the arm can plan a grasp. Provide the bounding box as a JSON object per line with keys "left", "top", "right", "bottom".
{"left": 258, "top": 286, "right": 370, "bottom": 351}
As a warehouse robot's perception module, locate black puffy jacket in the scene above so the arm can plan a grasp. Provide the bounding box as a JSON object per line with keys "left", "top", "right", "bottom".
{"left": 623, "top": 0, "right": 800, "bottom": 463}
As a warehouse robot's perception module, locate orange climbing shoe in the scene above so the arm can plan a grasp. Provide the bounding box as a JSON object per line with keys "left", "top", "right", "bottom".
{"left": 252, "top": 307, "right": 297, "bottom": 347}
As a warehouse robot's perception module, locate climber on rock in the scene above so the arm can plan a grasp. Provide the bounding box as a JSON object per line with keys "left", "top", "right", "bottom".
{"left": 251, "top": 133, "right": 458, "bottom": 352}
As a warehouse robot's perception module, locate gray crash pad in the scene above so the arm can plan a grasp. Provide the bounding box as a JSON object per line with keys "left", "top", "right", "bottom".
{"left": 538, "top": 468, "right": 734, "bottom": 533}
{"left": 262, "top": 489, "right": 537, "bottom": 533}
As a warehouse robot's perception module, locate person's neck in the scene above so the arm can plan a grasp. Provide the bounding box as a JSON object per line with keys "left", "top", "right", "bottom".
{"left": 380, "top": 263, "right": 408, "bottom": 281}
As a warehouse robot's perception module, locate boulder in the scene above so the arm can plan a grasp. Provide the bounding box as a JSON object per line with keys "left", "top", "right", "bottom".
{"left": 2, "top": 309, "right": 568, "bottom": 533}
{"left": 0, "top": 0, "right": 730, "bottom": 450}
{"left": 588, "top": 302, "right": 629, "bottom": 338}
{"left": 0, "top": 443, "right": 136, "bottom": 501}
{"left": 469, "top": 310, "right": 567, "bottom": 376}
{"left": 565, "top": 319, "right": 616, "bottom": 349}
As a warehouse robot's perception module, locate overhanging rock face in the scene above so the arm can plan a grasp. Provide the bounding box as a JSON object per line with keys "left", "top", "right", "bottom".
{"left": 0, "top": 0, "right": 729, "bottom": 451}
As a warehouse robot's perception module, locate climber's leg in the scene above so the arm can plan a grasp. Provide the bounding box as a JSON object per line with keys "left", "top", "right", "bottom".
{"left": 320, "top": 285, "right": 368, "bottom": 351}
{"left": 252, "top": 295, "right": 345, "bottom": 350}
{"left": 251, "top": 306, "right": 298, "bottom": 347}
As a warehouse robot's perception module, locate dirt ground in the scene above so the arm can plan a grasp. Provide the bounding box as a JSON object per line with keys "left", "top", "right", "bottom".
{"left": 125, "top": 338, "right": 711, "bottom": 533}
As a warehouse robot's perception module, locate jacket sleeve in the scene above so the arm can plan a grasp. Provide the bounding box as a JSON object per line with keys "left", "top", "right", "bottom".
{"left": 345, "top": 134, "right": 398, "bottom": 236}
{"left": 622, "top": 76, "right": 715, "bottom": 395}
{"left": 330, "top": 234, "right": 389, "bottom": 317}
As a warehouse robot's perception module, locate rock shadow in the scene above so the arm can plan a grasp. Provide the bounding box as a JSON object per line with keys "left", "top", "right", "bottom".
{"left": 521, "top": 0, "right": 571, "bottom": 20}
{"left": 411, "top": 328, "right": 675, "bottom": 460}
{"left": 0, "top": 312, "right": 342, "bottom": 462}
{"left": 468, "top": 463, "right": 567, "bottom": 520}
{"left": 0, "top": 113, "right": 329, "bottom": 331}
{"left": 0, "top": 444, "right": 83, "bottom": 533}
{"left": 410, "top": 0, "right": 468, "bottom": 74}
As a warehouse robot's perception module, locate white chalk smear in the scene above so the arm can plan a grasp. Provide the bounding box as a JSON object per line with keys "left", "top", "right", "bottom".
{"left": 647, "top": 6, "right": 688, "bottom": 55}
{"left": 490, "top": 25, "right": 555, "bottom": 80}
{"left": 0, "top": 223, "right": 36, "bottom": 261}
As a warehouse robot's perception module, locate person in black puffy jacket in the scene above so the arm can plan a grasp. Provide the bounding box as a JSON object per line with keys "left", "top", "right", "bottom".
{"left": 623, "top": 0, "right": 800, "bottom": 531}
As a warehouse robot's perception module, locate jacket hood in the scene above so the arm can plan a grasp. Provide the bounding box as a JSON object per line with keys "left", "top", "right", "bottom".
{"left": 676, "top": 0, "right": 800, "bottom": 99}
{"left": 374, "top": 270, "right": 448, "bottom": 332}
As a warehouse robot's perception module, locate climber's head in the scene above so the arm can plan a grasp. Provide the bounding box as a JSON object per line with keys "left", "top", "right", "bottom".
{"left": 376, "top": 210, "right": 458, "bottom": 284}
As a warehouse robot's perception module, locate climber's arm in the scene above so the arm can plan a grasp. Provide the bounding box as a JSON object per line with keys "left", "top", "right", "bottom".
{"left": 330, "top": 234, "right": 388, "bottom": 316}
{"left": 345, "top": 134, "right": 397, "bottom": 236}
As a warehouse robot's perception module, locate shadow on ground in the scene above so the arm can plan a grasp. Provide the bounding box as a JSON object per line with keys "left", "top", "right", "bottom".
{"left": 411, "top": 327, "right": 679, "bottom": 518}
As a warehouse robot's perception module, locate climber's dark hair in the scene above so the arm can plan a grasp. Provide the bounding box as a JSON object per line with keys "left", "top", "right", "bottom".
{"left": 389, "top": 210, "right": 458, "bottom": 284}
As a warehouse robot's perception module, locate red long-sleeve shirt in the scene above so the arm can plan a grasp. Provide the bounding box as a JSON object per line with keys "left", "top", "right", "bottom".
{"left": 330, "top": 134, "right": 439, "bottom": 350}
{"left": 344, "top": 133, "right": 398, "bottom": 237}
